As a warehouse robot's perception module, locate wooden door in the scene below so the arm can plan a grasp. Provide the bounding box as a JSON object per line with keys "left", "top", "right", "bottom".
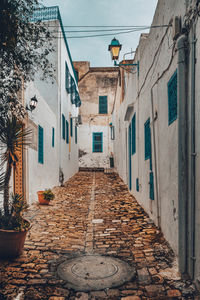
{"left": 13, "top": 129, "right": 24, "bottom": 197}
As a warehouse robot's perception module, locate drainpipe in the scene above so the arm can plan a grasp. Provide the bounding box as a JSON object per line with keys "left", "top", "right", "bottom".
{"left": 150, "top": 88, "right": 160, "bottom": 227}
{"left": 189, "top": 23, "right": 196, "bottom": 279}
{"left": 177, "top": 34, "right": 188, "bottom": 275}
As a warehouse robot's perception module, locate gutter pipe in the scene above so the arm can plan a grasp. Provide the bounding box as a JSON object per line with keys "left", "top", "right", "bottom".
{"left": 189, "top": 23, "right": 196, "bottom": 279}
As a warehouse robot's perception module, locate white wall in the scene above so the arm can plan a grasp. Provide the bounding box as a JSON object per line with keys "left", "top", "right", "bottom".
{"left": 79, "top": 124, "right": 111, "bottom": 168}
{"left": 25, "top": 18, "right": 79, "bottom": 204}
{"left": 112, "top": 0, "right": 188, "bottom": 255}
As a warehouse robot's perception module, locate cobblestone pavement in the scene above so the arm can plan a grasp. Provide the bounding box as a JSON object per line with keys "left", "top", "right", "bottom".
{"left": 0, "top": 172, "right": 199, "bottom": 299}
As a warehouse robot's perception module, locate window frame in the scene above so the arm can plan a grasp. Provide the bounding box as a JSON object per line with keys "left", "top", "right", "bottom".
{"left": 99, "top": 96, "right": 108, "bottom": 114}
{"left": 168, "top": 70, "right": 178, "bottom": 125}
{"left": 93, "top": 132, "right": 103, "bottom": 153}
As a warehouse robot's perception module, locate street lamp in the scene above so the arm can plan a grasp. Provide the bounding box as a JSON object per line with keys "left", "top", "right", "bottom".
{"left": 26, "top": 95, "right": 38, "bottom": 112}
{"left": 108, "top": 38, "right": 139, "bottom": 74}
{"left": 108, "top": 38, "right": 122, "bottom": 61}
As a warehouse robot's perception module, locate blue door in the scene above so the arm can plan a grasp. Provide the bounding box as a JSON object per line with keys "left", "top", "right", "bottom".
{"left": 144, "top": 118, "right": 154, "bottom": 200}
{"left": 128, "top": 124, "right": 132, "bottom": 190}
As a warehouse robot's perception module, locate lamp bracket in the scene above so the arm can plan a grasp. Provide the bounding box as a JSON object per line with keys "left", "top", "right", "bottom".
{"left": 114, "top": 60, "right": 139, "bottom": 75}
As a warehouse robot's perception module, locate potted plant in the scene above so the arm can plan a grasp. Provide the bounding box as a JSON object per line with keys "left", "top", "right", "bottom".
{"left": 0, "top": 115, "right": 31, "bottom": 258}
{"left": 37, "top": 189, "right": 55, "bottom": 205}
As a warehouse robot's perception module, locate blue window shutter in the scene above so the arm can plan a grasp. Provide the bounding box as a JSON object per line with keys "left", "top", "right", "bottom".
{"left": 52, "top": 127, "right": 55, "bottom": 148}
{"left": 66, "top": 120, "right": 69, "bottom": 144}
{"left": 70, "top": 77, "right": 76, "bottom": 104}
{"left": 144, "top": 118, "right": 151, "bottom": 160}
{"left": 149, "top": 171, "right": 154, "bottom": 200}
{"left": 132, "top": 114, "right": 136, "bottom": 155}
{"left": 70, "top": 117, "right": 73, "bottom": 137}
{"left": 75, "top": 126, "right": 77, "bottom": 144}
{"left": 62, "top": 114, "right": 65, "bottom": 140}
{"left": 136, "top": 178, "right": 139, "bottom": 192}
{"left": 168, "top": 70, "right": 178, "bottom": 125}
{"left": 65, "top": 62, "right": 71, "bottom": 93}
{"left": 38, "top": 125, "right": 44, "bottom": 164}
{"left": 99, "top": 96, "right": 108, "bottom": 114}
{"left": 93, "top": 133, "right": 103, "bottom": 152}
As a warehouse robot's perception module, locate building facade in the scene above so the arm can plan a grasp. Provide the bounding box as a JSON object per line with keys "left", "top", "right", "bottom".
{"left": 18, "top": 6, "right": 81, "bottom": 204}
{"left": 74, "top": 62, "right": 118, "bottom": 169}
{"left": 112, "top": 0, "right": 200, "bottom": 283}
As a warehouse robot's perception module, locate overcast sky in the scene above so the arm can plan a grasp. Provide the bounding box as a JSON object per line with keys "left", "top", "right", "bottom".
{"left": 42, "top": 0, "right": 158, "bottom": 67}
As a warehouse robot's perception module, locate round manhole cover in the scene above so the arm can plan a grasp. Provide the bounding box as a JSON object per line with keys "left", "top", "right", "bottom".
{"left": 57, "top": 254, "right": 135, "bottom": 291}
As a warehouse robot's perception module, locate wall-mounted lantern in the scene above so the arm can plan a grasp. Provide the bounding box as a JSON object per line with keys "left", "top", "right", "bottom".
{"left": 26, "top": 95, "right": 38, "bottom": 112}
{"left": 108, "top": 37, "right": 139, "bottom": 75}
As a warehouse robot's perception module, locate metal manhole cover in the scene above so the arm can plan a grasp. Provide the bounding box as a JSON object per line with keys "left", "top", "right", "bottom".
{"left": 57, "top": 254, "right": 135, "bottom": 291}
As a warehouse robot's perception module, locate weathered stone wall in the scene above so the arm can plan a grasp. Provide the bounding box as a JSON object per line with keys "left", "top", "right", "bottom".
{"left": 74, "top": 63, "right": 118, "bottom": 168}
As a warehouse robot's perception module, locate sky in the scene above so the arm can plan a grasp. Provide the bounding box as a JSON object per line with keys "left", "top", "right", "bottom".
{"left": 42, "top": 0, "right": 158, "bottom": 67}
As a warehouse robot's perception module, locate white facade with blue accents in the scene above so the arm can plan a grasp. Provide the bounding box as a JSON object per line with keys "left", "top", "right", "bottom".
{"left": 25, "top": 6, "right": 81, "bottom": 204}
{"left": 112, "top": 0, "right": 200, "bottom": 283}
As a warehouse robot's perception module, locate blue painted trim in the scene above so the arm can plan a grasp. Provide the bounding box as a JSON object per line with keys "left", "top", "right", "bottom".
{"left": 132, "top": 113, "right": 136, "bottom": 155}
{"left": 52, "top": 127, "right": 55, "bottom": 148}
{"left": 38, "top": 125, "right": 44, "bottom": 164}
{"left": 32, "top": 6, "right": 78, "bottom": 85}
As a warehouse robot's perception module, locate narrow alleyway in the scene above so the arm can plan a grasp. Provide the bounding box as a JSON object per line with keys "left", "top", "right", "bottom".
{"left": 0, "top": 172, "right": 199, "bottom": 299}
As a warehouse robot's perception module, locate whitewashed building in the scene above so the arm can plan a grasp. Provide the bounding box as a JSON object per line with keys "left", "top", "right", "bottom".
{"left": 73, "top": 62, "right": 118, "bottom": 170}
{"left": 16, "top": 6, "right": 81, "bottom": 204}
{"left": 112, "top": 0, "right": 200, "bottom": 283}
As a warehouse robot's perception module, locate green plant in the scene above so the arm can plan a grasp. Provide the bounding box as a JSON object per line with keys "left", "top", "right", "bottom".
{"left": 0, "top": 115, "right": 31, "bottom": 230}
{"left": 43, "top": 189, "right": 55, "bottom": 201}
{"left": 0, "top": 194, "right": 29, "bottom": 231}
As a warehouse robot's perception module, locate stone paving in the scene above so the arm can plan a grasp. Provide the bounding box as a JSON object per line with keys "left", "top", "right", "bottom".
{"left": 0, "top": 171, "right": 199, "bottom": 299}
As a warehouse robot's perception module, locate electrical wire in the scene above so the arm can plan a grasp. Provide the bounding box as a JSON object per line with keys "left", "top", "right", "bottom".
{"left": 62, "top": 28, "right": 149, "bottom": 33}
{"left": 47, "top": 25, "right": 170, "bottom": 28}
{"left": 48, "top": 27, "right": 152, "bottom": 39}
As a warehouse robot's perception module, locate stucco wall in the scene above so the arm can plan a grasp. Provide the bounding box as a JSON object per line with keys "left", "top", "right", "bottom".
{"left": 75, "top": 64, "right": 118, "bottom": 168}
{"left": 112, "top": 0, "right": 189, "bottom": 255}
{"left": 25, "top": 19, "right": 79, "bottom": 204}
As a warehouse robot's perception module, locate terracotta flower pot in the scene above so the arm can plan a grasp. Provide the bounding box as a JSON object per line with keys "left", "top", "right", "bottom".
{"left": 0, "top": 221, "right": 30, "bottom": 258}
{"left": 37, "top": 191, "right": 50, "bottom": 205}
